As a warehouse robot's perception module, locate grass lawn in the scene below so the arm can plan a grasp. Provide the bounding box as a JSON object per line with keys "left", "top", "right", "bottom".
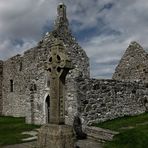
{"left": 0, "top": 116, "right": 40, "bottom": 146}
{"left": 95, "top": 113, "right": 148, "bottom": 148}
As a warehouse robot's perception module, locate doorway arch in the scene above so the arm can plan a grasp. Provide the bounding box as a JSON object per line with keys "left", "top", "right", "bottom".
{"left": 45, "top": 95, "right": 50, "bottom": 123}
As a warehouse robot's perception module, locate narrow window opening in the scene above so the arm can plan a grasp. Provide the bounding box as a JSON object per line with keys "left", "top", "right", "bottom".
{"left": 19, "top": 62, "right": 22, "bottom": 71}
{"left": 10, "top": 80, "right": 13, "bottom": 92}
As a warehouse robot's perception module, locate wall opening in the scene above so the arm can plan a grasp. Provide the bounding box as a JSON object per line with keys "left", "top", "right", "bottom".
{"left": 45, "top": 95, "right": 50, "bottom": 123}
{"left": 10, "top": 80, "right": 13, "bottom": 92}
{"left": 19, "top": 62, "right": 22, "bottom": 71}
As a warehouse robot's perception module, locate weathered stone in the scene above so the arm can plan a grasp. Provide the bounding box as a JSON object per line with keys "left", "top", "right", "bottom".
{"left": 37, "top": 124, "right": 74, "bottom": 148}
{"left": 38, "top": 26, "right": 74, "bottom": 148}
{"left": 1, "top": 3, "right": 89, "bottom": 125}
{"left": 73, "top": 115, "right": 87, "bottom": 140}
{"left": 77, "top": 79, "right": 147, "bottom": 125}
{"left": 84, "top": 126, "right": 119, "bottom": 142}
{"left": 0, "top": 2, "right": 147, "bottom": 129}
{"left": 113, "top": 41, "right": 148, "bottom": 82}
{"left": 45, "top": 38, "right": 73, "bottom": 124}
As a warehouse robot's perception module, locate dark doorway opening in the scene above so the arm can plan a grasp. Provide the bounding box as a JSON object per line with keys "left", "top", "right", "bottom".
{"left": 45, "top": 95, "right": 50, "bottom": 123}
{"left": 10, "top": 80, "right": 13, "bottom": 92}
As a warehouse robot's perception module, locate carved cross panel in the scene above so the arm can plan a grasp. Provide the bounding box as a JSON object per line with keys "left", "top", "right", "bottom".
{"left": 45, "top": 39, "right": 73, "bottom": 124}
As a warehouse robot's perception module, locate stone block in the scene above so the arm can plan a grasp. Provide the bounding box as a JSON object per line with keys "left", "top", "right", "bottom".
{"left": 37, "top": 124, "right": 75, "bottom": 148}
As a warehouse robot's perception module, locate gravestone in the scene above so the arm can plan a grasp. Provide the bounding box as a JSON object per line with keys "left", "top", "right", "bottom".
{"left": 37, "top": 38, "right": 75, "bottom": 148}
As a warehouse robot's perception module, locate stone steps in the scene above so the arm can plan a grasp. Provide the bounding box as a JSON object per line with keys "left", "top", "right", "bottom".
{"left": 22, "top": 136, "right": 37, "bottom": 142}
{"left": 84, "top": 126, "right": 119, "bottom": 143}
{"left": 21, "top": 130, "right": 38, "bottom": 142}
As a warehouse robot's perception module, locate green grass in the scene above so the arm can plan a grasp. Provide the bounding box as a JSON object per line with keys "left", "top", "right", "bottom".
{"left": 0, "top": 116, "right": 40, "bottom": 146}
{"left": 104, "top": 125, "right": 148, "bottom": 148}
{"left": 95, "top": 113, "right": 148, "bottom": 148}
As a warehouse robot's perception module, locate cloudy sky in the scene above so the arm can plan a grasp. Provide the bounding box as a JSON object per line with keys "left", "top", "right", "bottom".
{"left": 0, "top": 0, "right": 148, "bottom": 78}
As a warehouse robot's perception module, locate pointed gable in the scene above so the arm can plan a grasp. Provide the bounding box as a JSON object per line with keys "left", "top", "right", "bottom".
{"left": 112, "top": 41, "right": 148, "bottom": 82}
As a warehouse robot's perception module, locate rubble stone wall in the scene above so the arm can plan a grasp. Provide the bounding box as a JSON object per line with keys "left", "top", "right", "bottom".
{"left": 1, "top": 3, "right": 90, "bottom": 125}
{"left": 3, "top": 3, "right": 148, "bottom": 127}
{"left": 2, "top": 33, "right": 89, "bottom": 125}
{"left": 113, "top": 42, "right": 148, "bottom": 82}
{"left": 2, "top": 48, "right": 50, "bottom": 124}
{"left": 77, "top": 78, "right": 148, "bottom": 125}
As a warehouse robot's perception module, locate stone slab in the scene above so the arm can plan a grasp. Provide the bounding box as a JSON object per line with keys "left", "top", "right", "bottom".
{"left": 22, "top": 136, "right": 37, "bottom": 142}
{"left": 37, "top": 124, "right": 75, "bottom": 148}
{"left": 84, "top": 126, "right": 119, "bottom": 142}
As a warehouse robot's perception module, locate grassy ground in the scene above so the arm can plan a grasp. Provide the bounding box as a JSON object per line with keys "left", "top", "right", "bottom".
{"left": 95, "top": 113, "right": 148, "bottom": 148}
{"left": 0, "top": 116, "right": 40, "bottom": 146}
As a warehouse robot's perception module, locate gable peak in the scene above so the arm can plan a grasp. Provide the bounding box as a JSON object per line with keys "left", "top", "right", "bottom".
{"left": 129, "top": 41, "right": 143, "bottom": 48}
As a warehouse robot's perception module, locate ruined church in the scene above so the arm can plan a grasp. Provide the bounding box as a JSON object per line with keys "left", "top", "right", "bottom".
{"left": 0, "top": 3, "right": 147, "bottom": 126}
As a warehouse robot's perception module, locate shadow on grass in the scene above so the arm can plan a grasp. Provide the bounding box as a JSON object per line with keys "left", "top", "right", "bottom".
{"left": 0, "top": 116, "right": 40, "bottom": 146}
{"left": 95, "top": 112, "right": 148, "bottom": 148}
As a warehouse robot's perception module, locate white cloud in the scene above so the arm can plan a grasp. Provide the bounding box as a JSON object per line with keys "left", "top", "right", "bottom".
{"left": 0, "top": 0, "right": 58, "bottom": 39}
{"left": 0, "top": 0, "right": 59, "bottom": 59}
{"left": 0, "top": 39, "right": 37, "bottom": 59}
{"left": 74, "top": 0, "right": 148, "bottom": 78}
{"left": 0, "top": 0, "right": 148, "bottom": 78}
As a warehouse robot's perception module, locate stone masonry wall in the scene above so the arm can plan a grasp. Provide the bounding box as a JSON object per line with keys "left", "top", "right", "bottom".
{"left": 2, "top": 48, "right": 50, "bottom": 124}
{"left": 37, "top": 31, "right": 89, "bottom": 125}
{"left": 0, "top": 60, "right": 3, "bottom": 115}
{"left": 2, "top": 34, "right": 89, "bottom": 125}
{"left": 2, "top": 3, "right": 89, "bottom": 125}
{"left": 113, "top": 42, "right": 148, "bottom": 82}
{"left": 77, "top": 78, "right": 148, "bottom": 125}
{"left": 2, "top": 3, "right": 148, "bottom": 127}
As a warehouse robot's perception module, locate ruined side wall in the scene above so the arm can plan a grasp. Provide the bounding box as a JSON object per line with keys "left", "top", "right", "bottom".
{"left": 2, "top": 3, "right": 90, "bottom": 125}
{"left": 2, "top": 34, "right": 89, "bottom": 125}
{"left": 2, "top": 47, "right": 50, "bottom": 124}
{"left": 3, "top": 54, "right": 25, "bottom": 117}
{"left": 0, "top": 61, "right": 3, "bottom": 115}
{"left": 77, "top": 78, "right": 147, "bottom": 125}
{"left": 65, "top": 42, "right": 90, "bottom": 125}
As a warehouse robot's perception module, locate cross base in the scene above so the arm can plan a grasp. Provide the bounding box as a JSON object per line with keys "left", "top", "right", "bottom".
{"left": 37, "top": 124, "right": 75, "bottom": 148}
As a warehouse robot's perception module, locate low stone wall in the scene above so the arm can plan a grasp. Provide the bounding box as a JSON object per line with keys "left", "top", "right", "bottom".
{"left": 84, "top": 126, "right": 119, "bottom": 142}
{"left": 77, "top": 78, "right": 148, "bottom": 125}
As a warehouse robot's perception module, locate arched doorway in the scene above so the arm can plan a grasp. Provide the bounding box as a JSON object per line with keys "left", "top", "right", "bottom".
{"left": 45, "top": 95, "right": 50, "bottom": 123}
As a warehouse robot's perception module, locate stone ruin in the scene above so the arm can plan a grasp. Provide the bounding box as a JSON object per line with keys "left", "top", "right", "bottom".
{"left": 0, "top": 3, "right": 148, "bottom": 127}
{"left": 38, "top": 38, "right": 74, "bottom": 148}
{"left": 0, "top": 3, "right": 89, "bottom": 125}
{"left": 113, "top": 41, "right": 148, "bottom": 82}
